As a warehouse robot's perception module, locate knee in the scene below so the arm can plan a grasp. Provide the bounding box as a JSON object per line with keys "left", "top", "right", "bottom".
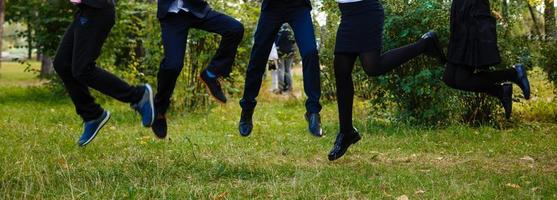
{"left": 70, "top": 64, "right": 92, "bottom": 81}
{"left": 442, "top": 75, "right": 457, "bottom": 89}
{"left": 363, "top": 68, "right": 381, "bottom": 77}
{"left": 299, "top": 48, "right": 318, "bottom": 59}
{"left": 361, "top": 60, "right": 381, "bottom": 77}
{"left": 53, "top": 57, "right": 70, "bottom": 75}
{"left": 225, "top": 22, "right": 244, "bottom": 42}
{"left": 442, "top": 73, "right": 466, "bottom": 90}
{"left": 161, "top": 58, "right": 184, "bottom": 71}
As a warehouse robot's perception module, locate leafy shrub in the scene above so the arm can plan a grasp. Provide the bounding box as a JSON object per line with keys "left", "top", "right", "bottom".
{"left": 318, "top": 0, "right": 533, "bottom": 126}
{"left": 15, "top": 1, "right": 261, "bottom": 112}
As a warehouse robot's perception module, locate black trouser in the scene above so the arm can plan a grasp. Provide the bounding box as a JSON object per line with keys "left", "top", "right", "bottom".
{"left": 240, "top": 6, "right": 321, "bottom": 114}
{"left": 155, "top": 10, "right": 244, "bottom": 115}
{"left": 334, "top": 39, "right": 429, "bottom": 133}
{"left": 443, "top": 63, "right": 518, "bottom": 97}
{"left": 53, "top": 6, "right": 143, "bottom": 121}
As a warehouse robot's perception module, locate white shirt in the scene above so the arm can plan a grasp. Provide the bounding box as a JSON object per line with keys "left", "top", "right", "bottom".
{"left": 168, "top": 0, "right": 190, "bottom": 13}
{"left": 336, "top": 0, "right": 363, "bottom": 3}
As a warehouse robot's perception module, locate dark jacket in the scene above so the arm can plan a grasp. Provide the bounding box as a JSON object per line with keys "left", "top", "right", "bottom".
{"left": 262, "top": 0, "right": 312, "bottom": 11}
{"left": 275, "top": 29, "right": 295, "bottom": 54}
{"left": 81, "top": 0, "right": 114, "bottom": 8}
{"left": 447, "top": 0, "right": 501, "bottom": 68}
{"left": 157, "top": 0, "right": 211, "bottom": 19}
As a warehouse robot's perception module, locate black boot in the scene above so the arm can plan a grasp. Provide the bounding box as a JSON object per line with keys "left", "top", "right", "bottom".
{"left": 421, "top": 31, "right": 446, "bottom": 64}
{"left": 305, "top": 112, "right": 323, "bottom": 137}
{"left": 514, "top": 64, "right": 531, "bottom": 100}
{"left": 500, "top": 83, "right": 513, "bottom": 120}
{"left": 239, "top": 109, "right": 254, "bottom": 137}
{"left": 151, "top": 113, "right": 167, "bottom": 139}
{"left": 328, "top": 128, "right": 361, "bottom": 161}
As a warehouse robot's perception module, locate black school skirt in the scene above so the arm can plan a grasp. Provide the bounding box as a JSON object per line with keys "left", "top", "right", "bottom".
{"left": 447, "top": 0, "right": 501, "bottom": 69}
{"left": 335, "top": 0, "right": 384, "bottom": 54}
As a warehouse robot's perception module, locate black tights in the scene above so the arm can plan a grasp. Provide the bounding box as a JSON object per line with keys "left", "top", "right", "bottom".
{"left": 334, "top": 38, "right": 429, "bottom": 133}
{"left": 442, "top": 63, "right": 518, "bottom": 98}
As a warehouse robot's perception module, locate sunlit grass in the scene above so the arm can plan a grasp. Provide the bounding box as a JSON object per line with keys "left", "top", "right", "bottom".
{"left": 0, "top": 64, "right": 556, "bottom": 199}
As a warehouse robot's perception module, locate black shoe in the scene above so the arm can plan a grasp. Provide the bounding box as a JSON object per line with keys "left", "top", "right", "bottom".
{"left": 239, "top": 109, "right": 254, "bottom": 137}
{"left": 199, "top": 69, "right": 227, "bottom": 103}
{"left": 305, "top": 112, "right": 323, "bottom": 137}
{"left": 151, "top": 113, "right": 167, "bottom": 139}
{"left": 514, "top": 64, "right": 531, "bottom": 100}
{"left": 500, "top": 83, "right": 513, "bottom": 119}
{"left": 421, "top": 31, "right": 446, "bottom": 64}
{"left": 328, "top": 128, "right": 361, "bottom": 161}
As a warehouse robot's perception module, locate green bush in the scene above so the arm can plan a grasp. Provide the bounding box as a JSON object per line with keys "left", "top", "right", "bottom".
{"left": 319, "top": 0, "right": 460, "bottom": 125}
{"left": 7, "top": 0, "right": 544, "bottom": 125}
{"left": 19, "top": 1, "right": 260, "bottom": 112}
{"left": 318, "top": 0, "right": 534, "bottom": 126}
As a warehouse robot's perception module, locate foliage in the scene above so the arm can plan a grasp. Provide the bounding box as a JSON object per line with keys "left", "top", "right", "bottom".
{"left": 6, "top": 0, "right": 260, "bottom": 111}
{"left": 6, "top": 0, "right": 74, "bottom": 56}
{"left": 319, "top": 0, "right": 459, "bottom": 125}
{"left": 537, "top": 37, "right": 557, "bottom": 94}
{"left": 5, "top": 0, "right": 553, "bottom": 124}
{"left": 318, "top": 0, "right": 542, "bottom": 126}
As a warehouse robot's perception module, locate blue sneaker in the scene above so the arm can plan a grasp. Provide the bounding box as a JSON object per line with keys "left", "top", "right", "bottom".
{"left": 514, "top": 64, "right": 531, "bottom": 100}
{"left": 132, "top": 84, "right": 155, "bottom": 127}
{"left": 78, "top": 110, "right": 111, "bottom": 147}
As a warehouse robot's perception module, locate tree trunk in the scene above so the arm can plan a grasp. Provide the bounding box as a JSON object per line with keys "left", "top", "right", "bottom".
{"left": 27, "top": 18, "right": 32, "bottom": 59}
{"left": 40, "top": 55, "right": 54, "bottom": 78}
{"left": 545, "top": 0, "right": 557, "bottom": 38}
{"left": 502, "top": 0, "right": 509, "bottom": 21}
{"left": 527, "top": 1, "right": 543, "bottom": 38}
{"left": 501, "top": 0, "right": 510, "bottom": 36}
{"left": 0, "top": 0, "right": 5, "bottom": 71}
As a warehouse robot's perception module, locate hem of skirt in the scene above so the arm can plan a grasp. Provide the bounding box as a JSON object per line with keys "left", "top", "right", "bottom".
{"left": 334, "top": 47, "right": 381, "bottom": 54}
{"left": 447, "top": 59, "right": 501, "bottom": 69}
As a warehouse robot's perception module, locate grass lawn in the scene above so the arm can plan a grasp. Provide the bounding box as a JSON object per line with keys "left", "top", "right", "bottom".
{"left": 1, "top": 62, "right": 556, "bottom": 199}
{"left": 0, "top": 61, "right": 42, "bottom": 87}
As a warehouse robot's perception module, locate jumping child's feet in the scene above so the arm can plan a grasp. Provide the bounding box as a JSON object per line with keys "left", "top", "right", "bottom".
{"left": 131, "top": 84, "right": 155, "bottom": 127}
{"left": 421, "top": 31, "right": 447, "bottom": 64}
{"left": 78, "top": 110, "right": 111, "bottom": 147}
{"left": 328, "top": 128, "right": 361, "bottom": 161}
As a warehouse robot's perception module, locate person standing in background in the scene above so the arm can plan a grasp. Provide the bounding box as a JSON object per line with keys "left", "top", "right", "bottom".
{"left": 275, "top": 24, "right": 296, "bottom": 94}
{"left": 268, "top": 43, "right": 281, "bottom": 93}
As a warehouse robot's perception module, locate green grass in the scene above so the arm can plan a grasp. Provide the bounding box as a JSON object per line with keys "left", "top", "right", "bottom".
{"left": 1, "top": 64, "right": 556, "bottom": 199}
{"left": 0, "top": 61, "right": 42, "bottom": 86}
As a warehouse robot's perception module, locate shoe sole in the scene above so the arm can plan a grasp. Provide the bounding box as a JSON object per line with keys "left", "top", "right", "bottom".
{"left": 144, "top": 84, "right": 155, "bottom": 127}
{"left": 351, "top": 136, "right": 361, "bottom": 145}
{"left": 80, "top": 111, "right": 111, "bottom": 147}
{"left": 152, "top": 123, "right": 167, "bottom": 139}
{"left": 239, "top": 120, "right": 253, "bottom": 137}
{"left": 328, "top": 136, "right": 361, "bottom": 161}
{"left": 311, "top": 129, "right": 323, "bottom": 137}
{"left": 305, "top": 115, "right": 323, "bottom": 137}
{"left": 198, "top": 75, "right": 227, "bottom": 104}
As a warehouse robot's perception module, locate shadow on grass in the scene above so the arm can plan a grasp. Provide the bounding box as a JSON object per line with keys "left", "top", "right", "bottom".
{"left": 0, "top": 86, "right": 68, "bottom": 105}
